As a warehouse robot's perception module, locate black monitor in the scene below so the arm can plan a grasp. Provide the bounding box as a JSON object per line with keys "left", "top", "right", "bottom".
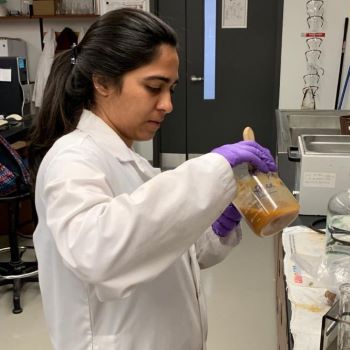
{"left": 0, "top": 57, "right": 30, "bottom": 117}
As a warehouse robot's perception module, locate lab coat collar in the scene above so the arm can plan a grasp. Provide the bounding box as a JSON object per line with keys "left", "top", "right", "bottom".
{"left": 77, "top": 110, "right": 159, "bottom": 177}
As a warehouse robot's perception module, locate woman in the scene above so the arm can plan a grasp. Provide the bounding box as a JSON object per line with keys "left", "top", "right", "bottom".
{"left": 28, "top": 8, "right": 276, "bottom": 350}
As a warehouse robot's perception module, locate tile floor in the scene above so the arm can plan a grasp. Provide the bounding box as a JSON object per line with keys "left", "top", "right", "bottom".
{"left": 202, "top": 222, "right": 277, "bottom": 350}
{"left": 0, "top": 222, "right": 277, "bottom": 349}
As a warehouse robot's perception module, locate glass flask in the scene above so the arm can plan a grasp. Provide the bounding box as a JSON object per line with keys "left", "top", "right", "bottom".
{"left": 232, "top": 127, "right": 300, "bottom": 237}
{"left": 338, "top": 283, "right": 350, "bottom": 349}
{"left": 326, "top": 189, "right": 350, "bottom": 256}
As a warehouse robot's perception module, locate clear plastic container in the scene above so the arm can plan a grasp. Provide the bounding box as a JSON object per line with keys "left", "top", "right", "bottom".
{"left": 325, "top": 189, "right": 350, "bottom": 256}
{"left": 232, "top": 164, "right": 300, "bottom": 237}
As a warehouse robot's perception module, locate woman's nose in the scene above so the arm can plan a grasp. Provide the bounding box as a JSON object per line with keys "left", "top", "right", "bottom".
{"left": 157, "top": 92, "right": 173, "bottom": 113}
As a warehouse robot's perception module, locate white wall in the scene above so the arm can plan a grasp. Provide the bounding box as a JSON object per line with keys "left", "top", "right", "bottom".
{"left": 280, "top": 0, "right": 350, "bottom": 109}
{"left": 133, "top": 140, "right": 153, "bottom": 161}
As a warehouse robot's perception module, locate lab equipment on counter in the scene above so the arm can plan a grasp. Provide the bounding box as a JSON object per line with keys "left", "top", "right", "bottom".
{"left": 0, "top": 38, "right": 27, "bottom": 58}
{"left": 338, "top": 283, "right": 350, "bottom": 350}
{"left": 295, "top": 135, "right": 350, "bottom": 215}
{"left": 275, "top": 109, "right": 349, "bottom": 193}
{"left": 320, "top": 297, "right": 339, "bottom": 349}
{"left": 320, "top": 279, "right": 350, "bottom": 349}
{"left": 326, "top": 188, "right": 350, "bottom": 256}
{"left": 232, "top": 127, "right": 300, "bottom": 237}
{"left": 315, "top": 189, "right": 350, "bottom": 303}
{"left": 5, "top": 114, "right": 23, "bottom": 122}
{"left": 0, "top": 57, "right": 31, "bottom": 117}
{"left": 282, "top": 226, "right": 334, "bottom": 350}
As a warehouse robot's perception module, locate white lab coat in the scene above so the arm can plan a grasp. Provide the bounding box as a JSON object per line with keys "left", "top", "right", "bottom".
{"left": 77, "top": 26, "right": 86, "bottom": 43}
{"left": 34, "top": 109, "right": 242, "bottom": 350}
{"left": 32, "top": 28, "right": 56, "bottom": 108}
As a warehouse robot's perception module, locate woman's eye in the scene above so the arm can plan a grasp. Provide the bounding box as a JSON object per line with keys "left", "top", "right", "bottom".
{"left": 147, "top": 86, "right": 161, "bottom": 93}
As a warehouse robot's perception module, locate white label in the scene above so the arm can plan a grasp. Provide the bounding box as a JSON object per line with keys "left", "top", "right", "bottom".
{"left": 222, "top": 0, "right": 248, "bottom": 28}
{"left": 0, "top": 68, "right": 11, "bottom": 82}
{"left": 303, "top": 172, "right": 336, "bottom": 188}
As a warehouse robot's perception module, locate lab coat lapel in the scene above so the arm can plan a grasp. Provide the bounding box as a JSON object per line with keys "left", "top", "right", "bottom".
{"left": 129, "top": 152, "right": 161, "bottom": 180}
{"left": 77, "top": 109, "right": 161, "bottom": 180}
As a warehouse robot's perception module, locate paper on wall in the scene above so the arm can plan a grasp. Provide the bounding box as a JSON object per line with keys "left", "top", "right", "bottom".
{"left": 99, "top": 0, "right": 149, "bottom": 15}
{"left": 0, "top": 68, "right": 11, "bottom": 82}
{"left": 222, "top": 0, "right": 248, "bottom": 28}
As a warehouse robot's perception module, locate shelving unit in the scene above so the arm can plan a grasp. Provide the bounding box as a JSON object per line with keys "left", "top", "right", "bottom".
{"left": 0, "top": 14, "right": 99, "bottom": 48}
{"left": 0, "top": 14, "right": 98, "bottom": 20}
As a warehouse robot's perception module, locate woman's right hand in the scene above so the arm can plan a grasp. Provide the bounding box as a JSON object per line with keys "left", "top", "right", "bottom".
{"left": 211, "top": 141, "right": 277, "bottom": 173}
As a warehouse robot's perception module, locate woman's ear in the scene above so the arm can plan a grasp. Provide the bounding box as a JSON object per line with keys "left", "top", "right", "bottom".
{"left": 92, "top": 74, "right": 112, "bottom": 97}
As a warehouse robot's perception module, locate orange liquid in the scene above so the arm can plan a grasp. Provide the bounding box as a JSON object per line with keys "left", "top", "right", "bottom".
{"left": 233, "top": 171, "right": 300, "bottom": 237}
{"left": 240, "top": 202, "right": 300, "bottom": 237}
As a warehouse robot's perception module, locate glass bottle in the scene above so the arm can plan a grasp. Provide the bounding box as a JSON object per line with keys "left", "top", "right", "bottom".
{"left": 325, "top": 189, "right": 350, "bottom": 256}
{"left": 21, "top": 0, "right": 30, "bottom": 16}
{"left": 338, "top": 283, "right": 350, "bottom": 349}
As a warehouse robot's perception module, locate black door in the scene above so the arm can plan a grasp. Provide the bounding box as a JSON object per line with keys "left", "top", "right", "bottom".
{"left": 154, "top": 0, "right": 284, "bottom": 168}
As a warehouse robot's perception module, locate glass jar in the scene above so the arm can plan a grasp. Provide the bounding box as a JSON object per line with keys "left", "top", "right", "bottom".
{"left": 232, "top": 164, "right": 300, "bottom": 237}
{"left": 338, "top": 283, "right": 350, "bottom": 349}
{"left": 21, "top": 0, "right": 30, "bottom": 16}
{"left": 326, "top": 189, "right": 350, "bottom": 256}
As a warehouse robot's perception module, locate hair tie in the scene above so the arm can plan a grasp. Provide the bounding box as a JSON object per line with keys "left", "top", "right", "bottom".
{"left": 71, "top": 43, "right": 78, "bottom": 65}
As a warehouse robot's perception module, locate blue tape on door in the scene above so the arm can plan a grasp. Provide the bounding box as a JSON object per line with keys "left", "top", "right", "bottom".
{"left": 204, "top": 0, "right": 216, "bottom": 100}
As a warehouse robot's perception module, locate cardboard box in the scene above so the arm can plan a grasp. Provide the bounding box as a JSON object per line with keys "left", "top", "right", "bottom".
{"left": 33, "top": 1, "right": 55, "bottom": 16}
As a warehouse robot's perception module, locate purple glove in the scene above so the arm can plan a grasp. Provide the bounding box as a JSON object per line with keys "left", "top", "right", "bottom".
{"left": 212, "top": 203, "right": 242, "bottom": 237}
{"left": 211, "top": 141, "right": 277, "bottom": 173}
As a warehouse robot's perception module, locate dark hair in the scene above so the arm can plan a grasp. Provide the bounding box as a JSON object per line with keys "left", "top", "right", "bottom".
{"left": 28, "top": 8, "right": 178, "bottom": 184}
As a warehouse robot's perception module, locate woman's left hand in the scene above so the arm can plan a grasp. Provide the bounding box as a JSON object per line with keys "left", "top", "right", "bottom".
{"left": 212, "top": 203, "right": 241, "bottom": 237}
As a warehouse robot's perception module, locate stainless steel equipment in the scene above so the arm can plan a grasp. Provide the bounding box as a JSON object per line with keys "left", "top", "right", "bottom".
{"left": 296, "top": 135, "right": 350, "bottom": 215}
{"left": 276, "top": 109, "right": 350, "bottom": 192}
{"left": 0, "top": 38, "right": 27, "bottom": 58}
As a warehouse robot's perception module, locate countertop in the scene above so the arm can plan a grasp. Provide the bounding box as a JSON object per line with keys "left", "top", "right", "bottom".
{"left": 0, "top": 115, "right": 33, "bottom": 143}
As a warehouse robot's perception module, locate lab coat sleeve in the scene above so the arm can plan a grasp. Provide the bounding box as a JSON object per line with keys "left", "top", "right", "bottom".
{"left": 40, "top": 149, "right": 236, "bottom": 300}
{"left": 195, "top": 224, "right": 242, "bottom": 269}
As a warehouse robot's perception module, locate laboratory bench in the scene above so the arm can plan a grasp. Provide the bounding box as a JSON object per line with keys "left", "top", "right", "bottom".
{"left": 0, "top": 115, "right": 33, "bottom": 144}
{"left": 274, "top": 109, "right": 350, "bottom": 350}
{"left": 276, "top": 213, "right": 327, "bottom": 350}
